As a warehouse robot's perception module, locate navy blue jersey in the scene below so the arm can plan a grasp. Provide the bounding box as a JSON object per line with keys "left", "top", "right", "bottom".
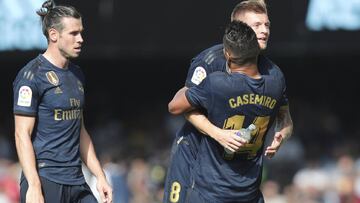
{"left": 177, "top": 44, "right": 228, "bottom": 158}
{"left": 185, "top": 70, "right": 287, "bottom": 201}
{"left": 179, "top": 43, "right": 288, "bottom": 161}
{"left": 181, "top": 43, "right": 288, "bottom": 155}
{"left": 13, "top": 55, "right": 86, "bottom": 185}
{"left": 164, "top": 45, "right": 228, "bottom": 203}
{"left": 186, "top": 44, "right": 288, "bottom": 103}
{"left": 164, "top": 44, "right": 289, "bottom": 202}
{"left": 185, "top": 44, "right": 227, "bottom": 88}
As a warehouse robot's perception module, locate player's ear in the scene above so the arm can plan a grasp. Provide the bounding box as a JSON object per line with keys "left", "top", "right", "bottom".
{"left": 223, "top": 48, "right": 231, "bottom": 61}
{"left": 48, "top": 28, "right": 59, "bottom": 42}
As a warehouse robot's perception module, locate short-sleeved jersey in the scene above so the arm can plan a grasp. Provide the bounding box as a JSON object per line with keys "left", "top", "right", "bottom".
{"left": 174, "top": 45, "right": 228, "bottom": 160}
{"left": 178, "top": 43, "right": 288, "bottom": 161}
{"left": 185, "top": 44, "right": 226, "bottom": 88}
{"left": 185, "top": 70, "right": 287, "bottom": 201}
{"left": 13, "top": 54, "right": 86, "bottom": 185}
{"left": 186, "top": 44, "right": 288, "bottom": 105}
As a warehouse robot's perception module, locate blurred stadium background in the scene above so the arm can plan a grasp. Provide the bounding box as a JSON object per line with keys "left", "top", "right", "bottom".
{"left": 1, "top": 0, "right": 360, "bottom": 202}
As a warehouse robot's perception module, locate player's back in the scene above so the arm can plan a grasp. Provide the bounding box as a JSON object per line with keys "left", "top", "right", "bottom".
{"left": 186, "top": 70, "right": 286, "bottom": 202}
{"left": 187, "top": 43, "right": 284, "bottom": 87}
{"left": 183, "top": 44, "right": 285, "bottom": 145}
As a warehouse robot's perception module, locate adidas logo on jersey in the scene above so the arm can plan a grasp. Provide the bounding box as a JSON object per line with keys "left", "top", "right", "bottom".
{"left": 54, "top": 87, "right": 63, "bottom": 94}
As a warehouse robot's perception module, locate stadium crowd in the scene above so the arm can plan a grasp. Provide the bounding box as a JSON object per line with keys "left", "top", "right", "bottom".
{"left": 1, "top": 97, "right": 360, "bottom": 203}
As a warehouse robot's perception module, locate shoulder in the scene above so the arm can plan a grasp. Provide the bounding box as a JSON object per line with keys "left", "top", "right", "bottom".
{"left": 15, "top": 56, "right": 46, "bottom": 82}
{"left": 69, "top": 62, "right": 82, "bottom": 71}
{"left": 187, "top": 44, "right": 226, "bottom": 86}
{"left": 193, "top": 44, "right": 225, "bottom": 66}
{"left": 205, "top": 71, "right": 229, "bottom": 85}
{"left": 69, "top": 62, "right": 85, "bottom": 81}
{"left": 199, "top": 71, "right": 235, "bottom": 96}
{"left": 259, "top": 55, "right": 284, "bottom": 78}
{"left": 209, "top": 71, "right": 227, "bottom": 77}
{"left": 68, "top": 62, "right": 83, "bottom": 75}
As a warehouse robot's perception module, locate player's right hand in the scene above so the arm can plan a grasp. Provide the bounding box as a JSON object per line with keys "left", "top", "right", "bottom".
{"left": 213, "top": 129, "right": 248, "bottom": 152}
{"left": 96, "top": 177, "right": 113, "bottom": 203}
{"left": 265, "top": 132, "right": 284, "bottom": 158}
{"left": 26, "top": 185, "right": 44, "bottom": 203}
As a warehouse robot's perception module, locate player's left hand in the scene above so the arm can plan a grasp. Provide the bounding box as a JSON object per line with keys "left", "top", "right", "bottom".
{"left": 264, "top": 132, "right": 284, "bottom": 158}
{"left": 96, "top": 177, "right": 113, "bottom": 203}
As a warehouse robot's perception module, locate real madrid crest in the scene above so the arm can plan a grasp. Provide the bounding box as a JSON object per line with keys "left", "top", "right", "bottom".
{"left": 46, "top": 71, "right": 59, "bottom": 86}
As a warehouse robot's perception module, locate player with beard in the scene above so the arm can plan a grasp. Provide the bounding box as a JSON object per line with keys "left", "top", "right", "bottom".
{"left": 13, "top": 1, "right": 112, "bottom": 202}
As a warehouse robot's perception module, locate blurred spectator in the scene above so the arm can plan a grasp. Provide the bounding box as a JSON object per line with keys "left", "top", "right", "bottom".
{"left": 0, "top": 159, "right": 20, "bottom": 203}
{"left": 293, "top": 159, "right": 330, "bottom": 202}
{"left": 262, "top": 180, "right": 286, "bottom": 203}
{"left": 127, "top": 158, "right": 151, "bottom": 203}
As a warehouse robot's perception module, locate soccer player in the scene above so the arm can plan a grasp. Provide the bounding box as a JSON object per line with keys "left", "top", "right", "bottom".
{"left": 13, "top": 1, "right": 113, "bottom": 202}
{"left": 185, "top": 0, "right": 293, "bottom": 158}
{"left": 163, "top": 0, "right": 293, "bottom": 202}
{"left": 169, "top": 20, "right": 286, "bottom": 202}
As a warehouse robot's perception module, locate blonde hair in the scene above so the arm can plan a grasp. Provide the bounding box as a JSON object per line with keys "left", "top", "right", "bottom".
{"left": 231, "top": 0, "right": 267, "bottom": 21}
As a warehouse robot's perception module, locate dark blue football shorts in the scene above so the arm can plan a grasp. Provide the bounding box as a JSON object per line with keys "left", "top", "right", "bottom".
{"left": 163, "top": 136, "right": 197, "bottom": 203}
{"left": 20, "top": 176, "right": 97, "bottom": 203}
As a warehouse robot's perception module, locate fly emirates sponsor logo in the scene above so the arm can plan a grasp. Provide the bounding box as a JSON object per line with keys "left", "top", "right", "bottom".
{"left": 54, "top": 98, "right": 82, "bottom": 121}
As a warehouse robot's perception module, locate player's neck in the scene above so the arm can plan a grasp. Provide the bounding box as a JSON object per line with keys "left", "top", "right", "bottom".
{"left": 230, "top": 63, "right": 261, "bottom": 79}
{"left": 43, "top": 46, "right": 69, "bottom": 69}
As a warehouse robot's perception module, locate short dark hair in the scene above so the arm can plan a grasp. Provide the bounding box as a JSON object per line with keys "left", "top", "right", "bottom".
{"left": 231, "top": 0, "right": 267, "bottom": 21}
{"left": 223, "top": 21, "right": 260, "bottom": 66}
{"left": 37, "top": 0, "right": 81, "bottom": 39}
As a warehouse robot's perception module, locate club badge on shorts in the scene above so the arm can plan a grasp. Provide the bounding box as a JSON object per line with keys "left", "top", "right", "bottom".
{"left": 17, "top": 86, "right": 32, "bottom": 107}
{"left": 46, "top": 71, "right": 59, "bottom": 86}
{"left": 191, "top": 66, "right": 207, "bottom": 85}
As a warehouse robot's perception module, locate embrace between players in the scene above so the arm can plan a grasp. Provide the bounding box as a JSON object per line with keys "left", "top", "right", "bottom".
{"left": 163, "top": 0, "right": 293, "bottom": 203}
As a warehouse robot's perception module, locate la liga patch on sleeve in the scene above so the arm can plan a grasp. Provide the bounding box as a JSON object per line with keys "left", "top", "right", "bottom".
{"left": 17, "top": 86, "right": 32, "bottom": 107}
{"left": 191, "top": 66, "right": 207, "bottom": 85}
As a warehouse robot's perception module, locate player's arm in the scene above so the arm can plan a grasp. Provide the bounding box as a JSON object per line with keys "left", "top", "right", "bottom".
{"left": 265, "top": 105, "right": 293, "bottom": 158}
{"left": 14, "top": 115, "right": 44, "bottom": 203}
{"left": 169, "top": 85, "right": 247, "bottom": 151}
{"left": 275, "top": 105, "right": 293, "bottom": 140}
{"left": 168, "top": 86, "right": 194, "bottom": 115}
{"left": 169, "top": 54, "right": 210, "bottom": 115}
{"left": 80, "top": 118, "right": 113, "bottom": 203}
{"left": 185, "top": 111, "right": 247, "bottom": 152}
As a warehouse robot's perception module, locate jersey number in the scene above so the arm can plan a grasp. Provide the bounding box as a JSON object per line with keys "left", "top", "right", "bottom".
{"left": 223, "top": 115, "right": 270, "bottom": 159}
{"left": 169, "top": 181, "right": 181, "bottom": 203}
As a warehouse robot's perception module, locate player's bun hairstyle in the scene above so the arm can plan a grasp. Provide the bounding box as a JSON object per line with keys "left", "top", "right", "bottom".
{"left": 223, "top": 21, "right": 260, "bottom": 66}
{"left": 36, "top": 0, "right": 55, "bottom": 17}
{"left": 231, "top": 0, "right": 267, "bottom": 21}
{"left": 37, "top": 0, "right": 81, "bottom": 40}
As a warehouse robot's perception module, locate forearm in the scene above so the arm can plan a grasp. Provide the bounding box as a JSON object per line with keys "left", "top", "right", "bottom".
{"left": 276, "top": 123, "right": 293, "bottom": 141}
{"left": 15, "top": 132, "right": 41, "bottom": 186}
{"left": 168, "top": 87, "right": 193, "bottom": 115}
{"left": 185, "top": 110, "right": 221, "bottom": 139}
{"left": 14, "top": 115, "right": 41, "bottom": 187}
{"left": 80, "top": 128, "right": 106, "bottom": 179}
{"left": 275, "top": 106, "right": 293, "bottom": 140}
